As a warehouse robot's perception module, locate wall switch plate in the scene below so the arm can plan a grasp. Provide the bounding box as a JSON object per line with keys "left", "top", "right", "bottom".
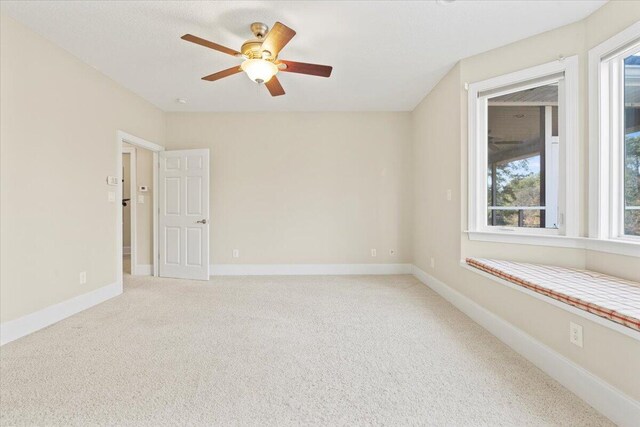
{"left": 137, "top": 195, "right": 144, "bottom": 204}
{"left": 139, "top": 185, "right": 148, "bottom": 192}
{"left": 106, "top": 176, "right": 119, "bottom": 185}
{"left": 79, "top": 272, "right": 87, "bottom": 285}
{"left": 232, "top": 249, "right": 240, "bottom": 258}
{"left": 371, "top": 249, "right": 377, "bottom": 257}
{"left": 446, "top": 189, "right": 452, "bottom": 201}
{"left": 108, "top": 191, "right": 116, "bottom": 202}
{"left": 569, "top": 322, "right": 583, "bottom": 347}
{"left": 430, "top": 257, "right": 435, "bottom": 269}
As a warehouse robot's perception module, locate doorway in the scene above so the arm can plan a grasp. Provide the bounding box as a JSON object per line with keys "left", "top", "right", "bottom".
{"left": 116, "top": 131, "right": 210, "bottom": 283}
{"left": 116, "top": 131, "right": 164, "bottom": 286}
{"left": 122, "top": 143, "right": 157, "bottom": 276}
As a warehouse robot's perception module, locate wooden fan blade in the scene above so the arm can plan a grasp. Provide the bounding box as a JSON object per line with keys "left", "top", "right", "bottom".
{"left": 181, "top": 34, "right": 241, "bottom": 57}
{"left": 278, "top": 60, "right": 332, "bottom": 77}
{"left": 202, "top": 66, "right": 242, "bottom": 81}
{"left": 265, "top": 75, "right": 285, "bottom": 97}
{"left": 261, "top": 22, "right": 296, "bottom": 57}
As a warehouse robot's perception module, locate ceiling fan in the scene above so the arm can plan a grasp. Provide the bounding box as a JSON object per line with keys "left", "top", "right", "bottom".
{"left": 181, "top": 22, "right": 333, "bottom": 97}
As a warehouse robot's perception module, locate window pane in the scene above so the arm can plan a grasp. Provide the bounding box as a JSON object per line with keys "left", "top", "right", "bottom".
{"left": 624, "top": 52, "right": 640, "bottom": 236}
{"left": 487, "top": 84, "right": 559, "bottom": 228}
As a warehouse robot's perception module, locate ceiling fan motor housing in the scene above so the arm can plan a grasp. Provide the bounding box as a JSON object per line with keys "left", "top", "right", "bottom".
{"left": 242, "top": 22, "right": 274, "bottom": 59}
{"left": 241, "top": 39, "right": 266, "bottom": 59}
{"left": 250, "top": 22, "right": 269, "bottom": 38}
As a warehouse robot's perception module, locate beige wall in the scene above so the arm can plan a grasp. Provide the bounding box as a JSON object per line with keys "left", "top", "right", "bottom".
{"left": 412, "top": 0, "right": 640, "bottom": 400}
{"left": 412, "top": 63, "right": 463, "bottom": 286}
{"left": 165, "top": 112, "right": 413, "bottom": 265}
{"left": 0, "top": 14, "right": 165, "bottom": 323}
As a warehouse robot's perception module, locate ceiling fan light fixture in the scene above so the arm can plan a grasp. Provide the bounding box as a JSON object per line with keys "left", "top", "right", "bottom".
{"left": 182, "top": 21, "right": 332, "bottom": 96}
{"left": 241, "top": 59, "right": 278, "bottom": 83}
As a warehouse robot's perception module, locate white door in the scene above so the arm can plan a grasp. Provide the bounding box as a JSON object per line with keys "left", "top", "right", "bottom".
{"left": 159, "top": 149, "right": 210, "bottom": 280}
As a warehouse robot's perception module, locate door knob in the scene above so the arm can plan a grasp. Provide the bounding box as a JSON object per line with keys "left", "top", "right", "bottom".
{"left": 196, "top": 219, "right": 207, "bottom": 224}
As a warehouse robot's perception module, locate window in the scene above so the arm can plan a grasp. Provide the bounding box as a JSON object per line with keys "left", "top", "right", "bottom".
{"left": 487, "top": 86, "right": 559, "bottom": 229}
{"left": 468, "top": 57, "right": 579, "bottom": 240}
{"left": 590, "top": 26, "right": 640, "bottom": 243}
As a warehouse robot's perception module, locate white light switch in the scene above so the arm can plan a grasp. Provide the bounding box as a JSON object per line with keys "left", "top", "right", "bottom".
{"left": 108, "top": 191, "right": 116, "bottom": 202}
{"left": 137, "top": 195, "right": 144, "bottom": 204}
{"left": 371, "top": 249, "right": 377, "bottom": 257}
{"left": 232, "top": 249, "right": 240, "bottom": 258}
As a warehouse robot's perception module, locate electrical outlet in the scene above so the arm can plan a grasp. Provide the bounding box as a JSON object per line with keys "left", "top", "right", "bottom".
{"left": 79, "top": 271, "right": 87, "bottom": 285}
{"left": 371, "top": 249, "right": 377, "bottom": 257}
{"left": 232, "top": 249, "right": 240, "bottom": 258}
{"left": 389, "top": 249, "right": 396, "bottom": 256}
{"left": 137, "top": 195, "right": 144, "bottom": 204}
{"left": 569, "top": 322, "right": 583, "bottom": 348}
{"left": 108, "top": 191, "right": 116, "bottom": 202}
{"left": 430, "top": 257, "right": 435, "bottom": 269}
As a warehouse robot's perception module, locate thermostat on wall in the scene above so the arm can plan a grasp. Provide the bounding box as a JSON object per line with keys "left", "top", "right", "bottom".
{"left": 139, "top": 185, "right": 149, "bottom": 192}
{"left": 106, "top": 176, "right": 119, "bottom": 185}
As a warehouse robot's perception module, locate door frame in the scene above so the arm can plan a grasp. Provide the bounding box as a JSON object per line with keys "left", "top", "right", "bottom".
{"left": 122, "top": 146, "right": 137, "bottom": 274}
{"left": 116, "top": 131, "right": 164, "bottom": 286}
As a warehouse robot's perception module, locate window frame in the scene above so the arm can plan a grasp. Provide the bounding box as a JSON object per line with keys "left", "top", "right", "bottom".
{"left": 467, "top": 56, "right": 579, "bottom": 241}
{"left": 589, "top": 23, "right": 640, "bottom": 244}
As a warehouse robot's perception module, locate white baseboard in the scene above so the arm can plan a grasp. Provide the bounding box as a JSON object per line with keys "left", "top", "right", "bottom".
{"left": 0, "top": 281, "right": 122, "bottom": 346}
{"left": 210, "top": 263, "right": 412, "bottom": 276}
{"left": 134, "top": 264, "right": 152, "bottom": 276}
{"left": 412, "top": 266, "right": 640, "bottom": 427}
{"left": 123, "top": 246, "right": 131, "bottom": 255}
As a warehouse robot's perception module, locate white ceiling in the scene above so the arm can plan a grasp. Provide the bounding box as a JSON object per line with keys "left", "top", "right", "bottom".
{"left": 1, "top": 1, "right": 606, "bottom": 112}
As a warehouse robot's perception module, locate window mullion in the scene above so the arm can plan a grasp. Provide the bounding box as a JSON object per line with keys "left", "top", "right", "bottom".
{"left": 610, "top": 59, "right": 623, "bottom": 239}
{"left": 478, "top": 97, "right": 488, "bottom": 231}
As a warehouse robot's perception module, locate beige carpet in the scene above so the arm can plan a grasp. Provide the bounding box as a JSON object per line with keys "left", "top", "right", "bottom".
{"left": 0, "top": 273, "right": 610, "bottom": 426}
